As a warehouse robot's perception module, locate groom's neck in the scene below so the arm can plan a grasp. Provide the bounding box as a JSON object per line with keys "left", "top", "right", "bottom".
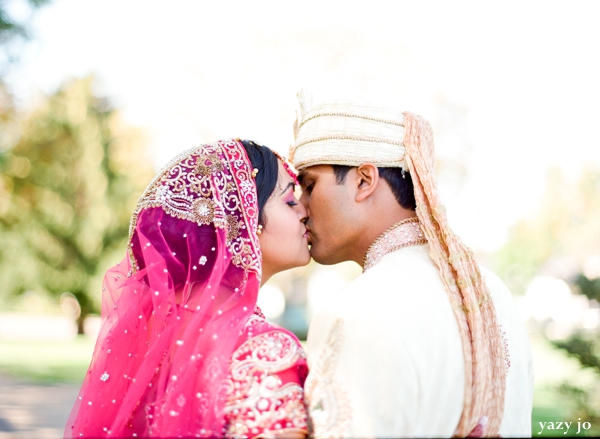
{"left": 350, "top": 190, "right": 417, "bottom": 268}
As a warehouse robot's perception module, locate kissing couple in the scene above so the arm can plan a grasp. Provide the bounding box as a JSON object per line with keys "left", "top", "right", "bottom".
{"left": 65, "top": 92, "right": 533, "bottom": 438}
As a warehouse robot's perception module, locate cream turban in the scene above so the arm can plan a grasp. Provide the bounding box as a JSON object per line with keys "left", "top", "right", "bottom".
{"left": 291, "top": 90, "right": 507, "bottom": 437}
{"left": 291, "top": 89, "right": 408, "bottom": 170}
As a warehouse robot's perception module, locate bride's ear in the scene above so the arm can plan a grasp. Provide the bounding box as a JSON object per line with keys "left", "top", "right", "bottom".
{"left": 354, "top": 163, "right": 379, "bottom": 203}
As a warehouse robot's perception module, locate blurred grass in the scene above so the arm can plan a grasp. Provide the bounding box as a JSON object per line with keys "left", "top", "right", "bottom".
{"left": 529, "top": 332, "right": 598, "bottom": 437}
{"left": 0, "top": 332, "right": 594, "bottom": 436}
{"left": 0, "top": 336, "right": 94, "bottom": 383}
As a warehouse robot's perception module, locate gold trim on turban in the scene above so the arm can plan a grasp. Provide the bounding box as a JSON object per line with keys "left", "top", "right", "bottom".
{"left": 292, "top": 90, "right": 407, "bottom": 170}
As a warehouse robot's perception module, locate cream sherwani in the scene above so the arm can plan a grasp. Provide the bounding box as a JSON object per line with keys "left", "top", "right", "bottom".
{"left": 304, "top": 244, "right": 533, "bottom": 438}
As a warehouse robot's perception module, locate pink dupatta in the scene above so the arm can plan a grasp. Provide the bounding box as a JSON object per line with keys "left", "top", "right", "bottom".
{"left": 65, "top": 139, "right": 272, "bottom": 438}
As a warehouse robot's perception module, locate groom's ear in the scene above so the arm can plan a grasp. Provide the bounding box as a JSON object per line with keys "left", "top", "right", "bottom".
{"left": 354, "top": 163, "right": 379, "bottom": 203}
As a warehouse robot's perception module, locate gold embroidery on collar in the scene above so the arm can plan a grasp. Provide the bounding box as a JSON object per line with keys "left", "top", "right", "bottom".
{"left": 363, "top": 217, "right": 427, "bottom": 272}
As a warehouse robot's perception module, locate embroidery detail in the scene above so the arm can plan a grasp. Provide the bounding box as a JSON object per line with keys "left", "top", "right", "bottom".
{"left": 195, "top": 153, "right": 224, "bottom": 176}
{"left": 304, "top": 319, "right": 351, "bottom": 438}
{"left": 192, "top": 198, "right": 215, "bottom": 225}
{"left": 499, "top": 324, "right": 511, "bottom": 371}
{"left": 253, "top": 306, "right": 266, "bottom": 320}
{"left": 272, "top": 151, "right": 299, "bottom": 185}
{"left": 226, "top": 215, "right": 240, "bottom": 242}
{"left": 224, "top": 330, "right": 307, "bottom": 437}
{"left": 363, "top": 217, "right": 427, "bottom": 272}
{"left": 295, "top": 134, "right": 405, "bottom": 150}
{"left": 127, "top": 139, "right": 260, "bottom": 277}
{"left": 298, "top": 111, "right": 405, "bottom": 130}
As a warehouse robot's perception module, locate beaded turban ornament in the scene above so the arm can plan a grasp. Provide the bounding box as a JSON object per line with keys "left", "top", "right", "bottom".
{"left": 291, "top": 90, "right": 507, "bottom": 437}
{"left": 65, "top": 139, "right": 268, "bottom": 438}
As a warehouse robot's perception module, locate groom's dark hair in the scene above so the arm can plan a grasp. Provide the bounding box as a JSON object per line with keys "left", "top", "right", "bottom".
{"left": 331, "top": 165, "right": 416, "bottom": 211}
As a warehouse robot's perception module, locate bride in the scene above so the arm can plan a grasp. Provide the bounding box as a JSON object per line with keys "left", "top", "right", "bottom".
{"left": 65, "top": 139, "right": 310, "bottom": 438}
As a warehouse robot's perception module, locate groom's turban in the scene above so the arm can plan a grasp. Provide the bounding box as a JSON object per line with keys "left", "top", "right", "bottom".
{"left": 290, "top": 89, "right": 507, "bottom": 438}
{"left": 291, "top": 91, "right": 409, "bottom": 171}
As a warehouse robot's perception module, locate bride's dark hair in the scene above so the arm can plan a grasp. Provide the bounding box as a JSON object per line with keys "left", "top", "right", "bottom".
{"left": 240, "top": 140, "right": 279, "bottom": 226}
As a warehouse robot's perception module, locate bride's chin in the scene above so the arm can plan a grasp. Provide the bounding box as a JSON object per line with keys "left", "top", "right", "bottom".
{"left": 298, "top": 248, "right": 312, "bottom": 266}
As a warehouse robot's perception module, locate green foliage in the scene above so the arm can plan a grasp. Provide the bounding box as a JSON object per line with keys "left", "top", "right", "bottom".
{"left": 575, "top": 274, "right": 600, "bottom": 302}
{"left": 553, "top": 331, "right": 600, "bottom": 374}
{"left": 550, "top": 274, "right": 600, "bottom": 435}
{"left": 0, "top": 76, "right": 155, "bottom": 329}
{"left": 0, "top": 0, "right": 51, "bottom": 40}
{"left": 494, "top": 167, "right": 600, "bottom": 294}
{"left": 555, "top": 382, "right": 600, "bottom": 433}
{"left": 1, "top": 0, "right": 51, "bottom": 70}
{"left": 494, "top": 165, "right": 600, "bottom": 431}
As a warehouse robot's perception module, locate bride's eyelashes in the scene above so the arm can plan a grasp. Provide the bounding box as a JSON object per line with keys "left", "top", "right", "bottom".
{"left": 285, "top": 192, "right": 299, "bottom": 207}
{"left": 283, "top": 185, "right": 299, "bottom": 207}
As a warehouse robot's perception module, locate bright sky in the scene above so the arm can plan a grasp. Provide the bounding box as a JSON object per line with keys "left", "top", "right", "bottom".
{"left": 7, "top": 0, "right": 600, "bottom": 252}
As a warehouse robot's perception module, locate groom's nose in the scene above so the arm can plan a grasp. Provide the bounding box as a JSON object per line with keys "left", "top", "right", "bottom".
{"left": 297, "top": 198, "right": 309, "bottom": 222}
{"left": 299, "top": 198, "right": 310, "bottom": 222}
{"left": 299, "top": 190, "right": 310, "bottom": 211}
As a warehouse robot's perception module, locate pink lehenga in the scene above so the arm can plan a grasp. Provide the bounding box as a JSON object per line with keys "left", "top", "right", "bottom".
{"left": 65, "top": 139, "right": 308, "bottom": 438}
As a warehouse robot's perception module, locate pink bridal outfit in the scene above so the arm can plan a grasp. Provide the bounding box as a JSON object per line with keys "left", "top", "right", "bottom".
{"left": 65, "top": 139, "right": 308, "bottom": 438}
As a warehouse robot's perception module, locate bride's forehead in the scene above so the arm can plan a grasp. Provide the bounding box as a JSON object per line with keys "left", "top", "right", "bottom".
{"left": 276, "top": 162, "right": 295, "bottom": 184}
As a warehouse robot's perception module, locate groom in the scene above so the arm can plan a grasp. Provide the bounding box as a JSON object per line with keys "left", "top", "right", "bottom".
{"left": 290, "top": 91, "right": 533, "bottom": 438}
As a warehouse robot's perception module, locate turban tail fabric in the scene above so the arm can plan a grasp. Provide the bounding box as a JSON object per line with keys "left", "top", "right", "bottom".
{"left": 292, "top": 92, "right": 507, "bottom": 437}
{"left": 65, "top": 139, "right": 265, "bottom": 438}
{"left": 403, "top": 113, "right": 506, "bottom": 436}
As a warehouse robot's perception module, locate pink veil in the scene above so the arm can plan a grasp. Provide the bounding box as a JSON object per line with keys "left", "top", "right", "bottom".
{"left": 65, "top": 139, "right": 264, "bottom": 438}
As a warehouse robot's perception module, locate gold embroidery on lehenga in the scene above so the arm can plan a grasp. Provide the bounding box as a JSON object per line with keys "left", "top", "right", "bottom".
{"left": 304, "top": 319, "right": 351, "bottom": 438}
{"left": 224, "top": 328, "right": 307, "bottom": 437}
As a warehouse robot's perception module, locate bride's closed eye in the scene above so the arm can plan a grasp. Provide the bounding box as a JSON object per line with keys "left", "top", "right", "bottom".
{"left": 282, "top": 184, "right": 299, "bottom": 207}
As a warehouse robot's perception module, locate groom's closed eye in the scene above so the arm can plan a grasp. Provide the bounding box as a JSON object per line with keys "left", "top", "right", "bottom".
{"left": 297, "top": 176, "right": 313, "bottom": 192}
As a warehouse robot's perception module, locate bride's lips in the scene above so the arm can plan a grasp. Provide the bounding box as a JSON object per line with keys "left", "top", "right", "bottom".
{"left": 303, "top": 226, "right": 311, "bottom": 239}
{"left": 304, "top": 228, "right": 312, "bottom": 246}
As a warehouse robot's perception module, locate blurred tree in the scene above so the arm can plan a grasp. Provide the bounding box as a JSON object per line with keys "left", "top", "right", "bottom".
{"left": 493, "top": 166, "right": 600, "bottom": 294}
{"left": 493, "top": 165, "right": 600, "bottom": 434}
{"left": 0, "top": 76, "right": 155, "bottom": 331}
{"left": 552, "top": 274, "right": 600, "bottom": 436}
{"left": 1, "top": 0, "right": 50, "bottom": 71}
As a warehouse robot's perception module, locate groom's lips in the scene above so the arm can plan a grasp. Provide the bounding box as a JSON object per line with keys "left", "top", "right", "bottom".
{"left": 305, "top": 229, "right": 313, "bottom": 245}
